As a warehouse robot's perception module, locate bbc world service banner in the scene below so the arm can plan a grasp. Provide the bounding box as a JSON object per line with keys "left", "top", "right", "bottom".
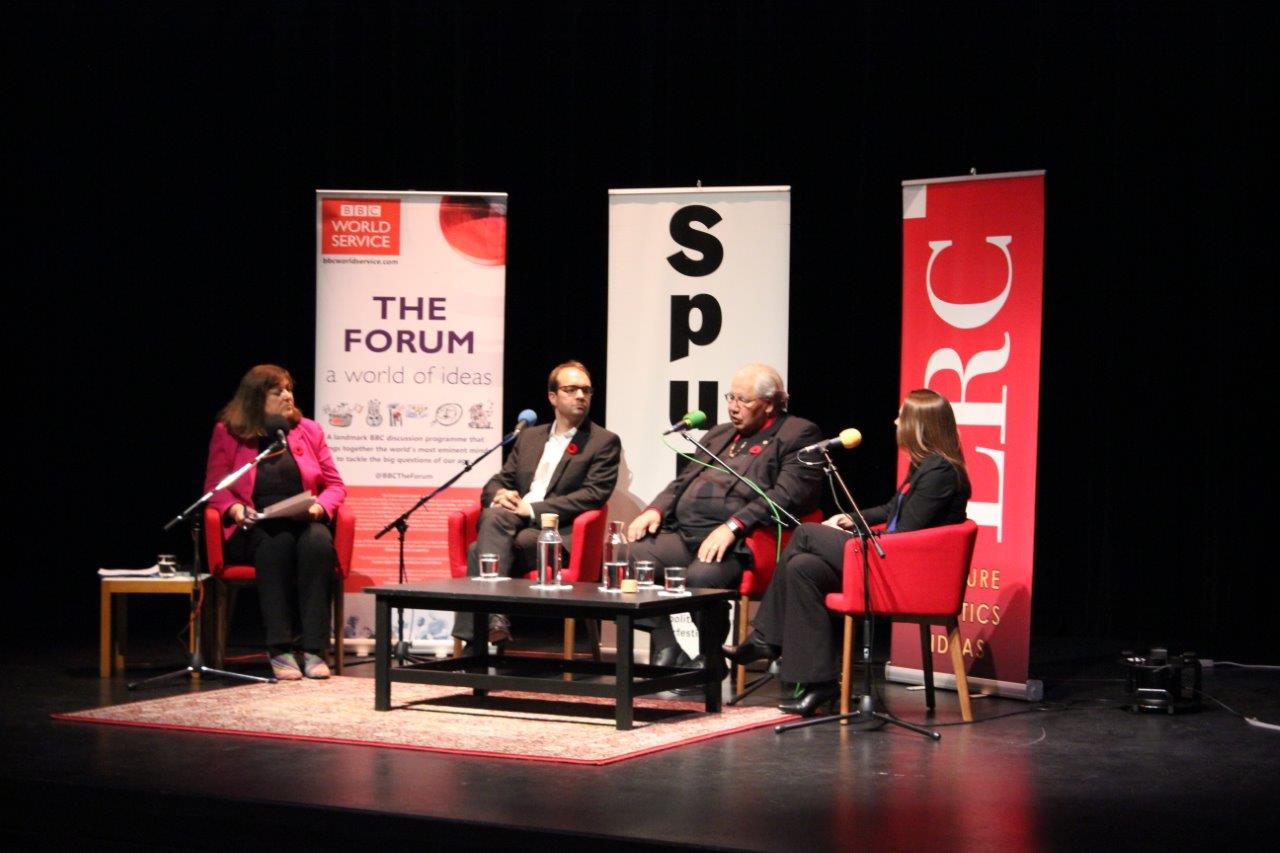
{"left": 314, "top": 191, "right": 507, "bottom": 624}
{"left": 887, "top": 171, "right": 1045, "bottom": 700}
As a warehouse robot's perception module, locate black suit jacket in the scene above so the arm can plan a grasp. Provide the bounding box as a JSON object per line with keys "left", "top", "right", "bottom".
{"left": 648, "top": 412, "right": 824, "bottom": 532}
{"left": 861, "top": 452, "right": 970, "bottom": 532}
{"left": 481, "top": 420, "right": 621, "bottom": 524}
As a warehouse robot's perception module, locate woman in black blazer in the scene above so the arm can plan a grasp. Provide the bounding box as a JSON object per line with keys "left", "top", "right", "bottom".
{"left": 724, "top": 389, "right": 971, "bottom": 716}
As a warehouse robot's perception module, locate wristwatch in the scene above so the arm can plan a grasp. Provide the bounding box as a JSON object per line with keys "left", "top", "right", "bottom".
{"left": 725, "top": 517, "right": 744, "bottom": 537}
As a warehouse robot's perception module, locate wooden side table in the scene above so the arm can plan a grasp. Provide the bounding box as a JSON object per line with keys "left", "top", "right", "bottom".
{"left": 99, "top": 574, "right": 211, "bottom": 678}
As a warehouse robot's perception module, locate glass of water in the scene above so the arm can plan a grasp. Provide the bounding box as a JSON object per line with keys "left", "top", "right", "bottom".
{"left": 634, "top": 560, "right": 656, "bottom": 587}
{"left": 602, "top": 560, "right": 626, "bottom": 591}
{"left": 478, "top": 552, "right": 500, "bottom": 580}
{"left": 664, "top": 566, "right": 687, "bottom": 593}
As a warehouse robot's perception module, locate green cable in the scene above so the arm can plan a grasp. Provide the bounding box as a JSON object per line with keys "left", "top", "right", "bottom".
{"left": 659, "top": 434, "right": 787, "bottom": 560}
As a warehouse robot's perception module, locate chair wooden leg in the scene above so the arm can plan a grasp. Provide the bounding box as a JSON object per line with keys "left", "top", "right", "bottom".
{"left": 113, "top": 591, "right": 127, "bottom": 673}
{"left": 735, "top": 595, "right": 750, "bottom": 695}
{"left": 332, "top": 587, "right": 345, "bottom": 675}
{"left": 840, "top": 616, "right": 854, "bottom": 717}
{"left": 99, "top": 583, "right": 112, "bottom": 678}
{"left": 919, "top": 624, "right": 936, "bottom": 710}
{"left": 946, "top": 620, "right": 974, "bottom": 722}
{"left": 453, "top": 638, "right": 463, "bottom": 658}
{"left": 214, "top": 579, "right": 229, "bottom": 668}
{"left": 563, "top": 618, "right": 575, "bottom": 680}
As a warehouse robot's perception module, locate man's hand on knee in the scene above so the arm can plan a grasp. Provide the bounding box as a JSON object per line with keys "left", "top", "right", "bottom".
{"left": 627, "top": 509, "right": 662, "bottom": 542}
{"left": 491, "top": 489, "right": 531, "bottom": 517}
{"left": 697, "top": 524, "right": 737, "bottom": 563}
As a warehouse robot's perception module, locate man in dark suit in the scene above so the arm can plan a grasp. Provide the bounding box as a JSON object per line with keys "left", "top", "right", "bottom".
{"left": 626, "top": 363, "right": 823, "bottom": 667}
{"left": 453, "top": 360, "right": 621, "bottom": 643}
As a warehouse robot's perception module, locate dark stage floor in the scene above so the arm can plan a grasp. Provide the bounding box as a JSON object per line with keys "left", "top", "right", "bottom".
{"left": 3, "top": 624, "right": 1278, "bottom": 851}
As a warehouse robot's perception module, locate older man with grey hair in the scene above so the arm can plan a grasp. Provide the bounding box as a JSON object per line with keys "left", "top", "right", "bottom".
{"left": 627, "top": 363, "right": 823, "bottom": 672}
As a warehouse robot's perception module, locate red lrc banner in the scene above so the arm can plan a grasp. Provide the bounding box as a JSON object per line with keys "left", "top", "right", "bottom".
{"left": 890, "top": 172, "right": 1045, "bottom": 697}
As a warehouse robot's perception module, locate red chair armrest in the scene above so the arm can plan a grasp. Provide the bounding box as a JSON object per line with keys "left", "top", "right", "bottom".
{"left": 332, "top": 504, "right": 356, "bottom": 579}
{"left": 203, "top": 505, "right": 226, "bottom": 576}
{"left": 741, "top": 510, "right": 822, "bottom": 596}
{"left": 446, "top": 504, "right": 483, "bottom": 577}
{"left": 564, "top": 507, "right": 608, "bottom": 583}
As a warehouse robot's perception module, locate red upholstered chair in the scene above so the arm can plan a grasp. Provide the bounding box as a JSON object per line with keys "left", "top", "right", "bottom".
{"left": 827, "top": 519, "right": 979, "bottom": 722}
{"left": 203, "top": 504, "right": 356, "bottom": 674}
{"left": 446, "top": 505, "right": 607, "bottom": 661}
{"left": 735, "top": 511, "right": 823, "bottom": 694}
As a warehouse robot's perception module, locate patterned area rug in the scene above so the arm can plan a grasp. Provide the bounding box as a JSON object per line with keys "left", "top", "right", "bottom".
{"left": 55, "top": 676, "right": 794, "bottom": 765}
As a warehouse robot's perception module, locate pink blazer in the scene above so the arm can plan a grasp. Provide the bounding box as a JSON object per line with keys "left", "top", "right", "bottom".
{"left": 203, "top": 417, "right": 347, "bottom": 542}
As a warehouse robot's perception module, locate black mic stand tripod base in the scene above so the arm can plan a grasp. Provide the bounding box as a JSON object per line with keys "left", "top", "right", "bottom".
{"left": 128, "top": 510, "right": 275, "bottom": 690}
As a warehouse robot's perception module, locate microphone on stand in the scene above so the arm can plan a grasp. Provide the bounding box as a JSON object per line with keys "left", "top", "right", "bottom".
{"left": 800, "top": 428, "right": 862, "bottom": 455}
{"left": 264, "top": 415, "right": 293, "bottom": 449}
{"left": 662, "top": 410, "right": 707, "bottom": 435}
{"left": 504, "top": 409, "right": 538, "bottom": 444}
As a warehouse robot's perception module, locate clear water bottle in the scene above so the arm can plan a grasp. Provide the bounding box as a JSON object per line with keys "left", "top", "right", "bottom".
{"left": 537, "top": 512, "right": 562, "bottom": 587}
{"left": 602, "top": 519, "right": 628, "bottom": 590}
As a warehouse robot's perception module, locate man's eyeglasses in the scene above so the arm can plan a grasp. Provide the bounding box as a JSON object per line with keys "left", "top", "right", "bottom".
{"left": 724, "top": 392, "right": 758, "bottom": 405}
{"left": 558, "top": 385, "right": 593, "bottom": 396}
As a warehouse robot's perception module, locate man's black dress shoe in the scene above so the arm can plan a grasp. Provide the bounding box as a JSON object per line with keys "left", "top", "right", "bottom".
{"left": 671, "top": 655, "right": 716, "bottom": 695}
{"left": 777, "top": 682, "right": 838, "bottom": 717}
{"left": 722, "top": 632, "right": 780, "bottom": 667}
{"left": 651, "top": 645, "right": 693, "bottom": 668}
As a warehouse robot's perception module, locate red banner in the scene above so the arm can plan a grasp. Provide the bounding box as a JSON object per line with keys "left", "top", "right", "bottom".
{"left": 888, "top": 172, "right": 1045, "bottom": 698}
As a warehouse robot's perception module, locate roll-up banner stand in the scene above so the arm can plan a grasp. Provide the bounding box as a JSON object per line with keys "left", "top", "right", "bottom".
{"left": 606, "top": 186, "right": 791, "bottom": 657}
{"left": 315, "top": 190, "right": 507, "bottom": 651}
{"left": 888, "top": 171, "right": 1045, "bottom": 701}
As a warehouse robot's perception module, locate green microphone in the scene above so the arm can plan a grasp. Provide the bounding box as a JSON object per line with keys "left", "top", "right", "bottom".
{"left": 662, "top": 409, "right": 708, "bottom": 435}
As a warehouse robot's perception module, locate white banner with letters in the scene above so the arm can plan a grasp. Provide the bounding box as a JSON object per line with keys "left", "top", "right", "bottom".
{"left": 606, "top": 187, "right": 790, "bottom": 656}
{"left": 315, "top": 190, "right": 506, "bottom": 647}
{"left": 606, "top": 186, "right": 792, "bottom": 521}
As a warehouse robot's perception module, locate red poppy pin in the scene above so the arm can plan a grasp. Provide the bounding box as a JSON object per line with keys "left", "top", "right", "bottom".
{"left": 748, "top": 444, "right": 763, "bottom": 455}
{"left": 293, "top": 444, "right": 304, "bottom": 456}
{"left": 566, "top": 443, "right": 579, "bottom": 456}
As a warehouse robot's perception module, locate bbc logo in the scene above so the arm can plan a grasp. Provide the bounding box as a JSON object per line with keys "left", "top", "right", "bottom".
{"left": 340, "top": 203, "right": 382, "bottom": 217}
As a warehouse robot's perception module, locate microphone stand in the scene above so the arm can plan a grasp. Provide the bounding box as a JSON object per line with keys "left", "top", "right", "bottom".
{"left": 776, "top": 449, "right": 940, "bottom": 740}
{"left": 129, "top": 436, "right": 290, "bottom": 689}
{"left": 344, "top": 429, "right": 517, "bottom": 669}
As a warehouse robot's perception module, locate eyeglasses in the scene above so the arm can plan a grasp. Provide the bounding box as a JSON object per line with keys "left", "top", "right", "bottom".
{"left": 558, "top": 385, "right": 593, "bottom": 396}
{"left": 724, "top": 393, "right": 758, "bottom": 405}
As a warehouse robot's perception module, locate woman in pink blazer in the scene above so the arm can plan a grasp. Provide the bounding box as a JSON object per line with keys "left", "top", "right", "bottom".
{"left": 204, "top": 365, "right": 347, "bottom": 681}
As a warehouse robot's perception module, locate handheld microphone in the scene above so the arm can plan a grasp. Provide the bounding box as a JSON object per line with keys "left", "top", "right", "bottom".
{"left": 662, "top": 410, "right": 707, "bottom": 435}
{"left": 801, "top": 428, "right": 862, "bottom": 454}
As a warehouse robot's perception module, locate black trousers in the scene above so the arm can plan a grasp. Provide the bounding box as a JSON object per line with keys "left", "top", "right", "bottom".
{"left": 225, "top": 519, "right": 335, "bottom": 652}
{"left": 629, "top": 529, "right": 748, "bottom": 652}
{"left": 752, "top": 522, "right": 849, "bottom": 684}
{"left": 452, "top": 507, "right": 571, "bottom": 641}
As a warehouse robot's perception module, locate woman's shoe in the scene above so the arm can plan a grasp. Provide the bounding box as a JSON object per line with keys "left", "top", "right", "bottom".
{"left": 300, "top": 652, "right": 331, "bottom": 679}
{"left": 269, "top": 653, "right": 303, "bottom": 681}
{"left": 722, "top": 631, "right": 780, "bottom": 667}
{"left": 777, "top": 682, "right": 838, "bottom": 717}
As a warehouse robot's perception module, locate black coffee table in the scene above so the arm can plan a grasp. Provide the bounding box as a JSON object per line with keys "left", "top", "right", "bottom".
{"left": 364, "top": 578, "right": 734, "bottom": 730}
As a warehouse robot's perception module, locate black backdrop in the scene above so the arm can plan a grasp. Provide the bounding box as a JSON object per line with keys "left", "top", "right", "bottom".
{"left": 10, "top": 1, "right": 1275, "bottom": 660}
